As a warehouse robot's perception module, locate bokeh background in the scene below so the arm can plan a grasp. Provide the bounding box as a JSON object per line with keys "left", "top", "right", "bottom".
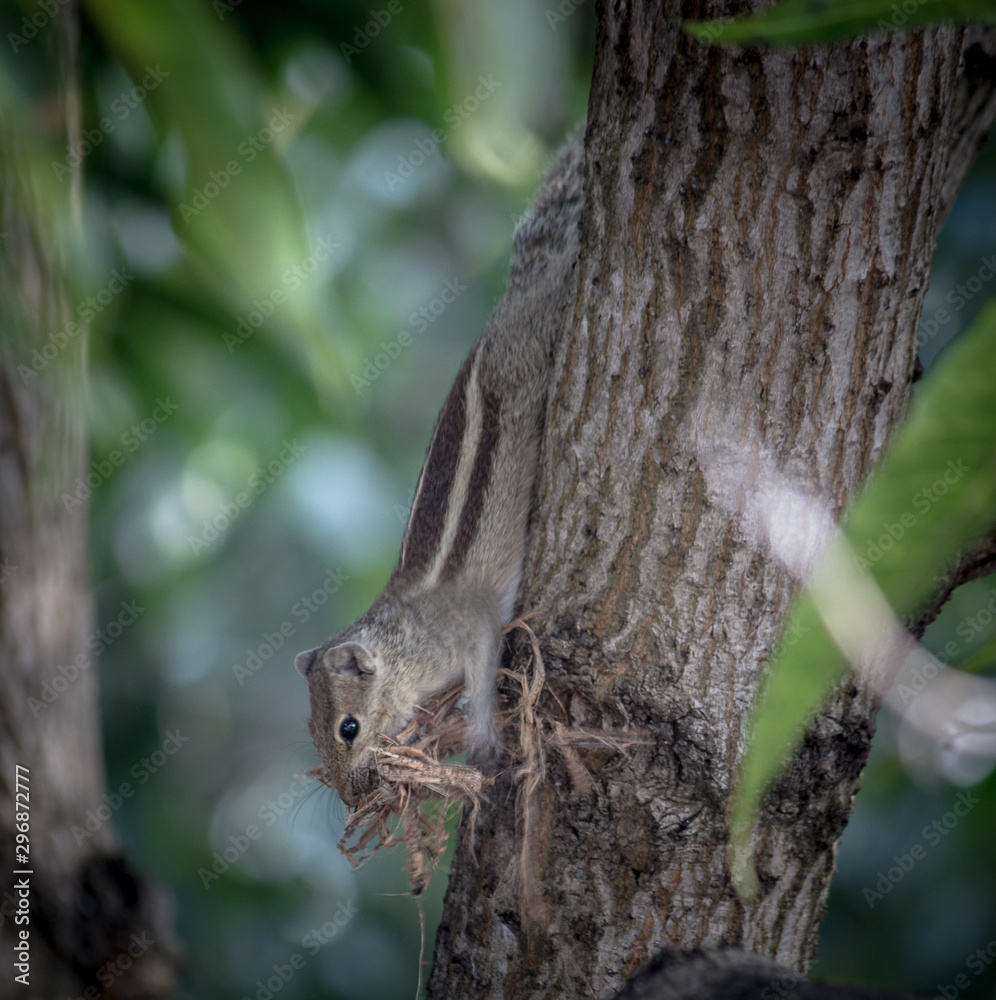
{"left": 2, "top": 1, "right": 994, "bottom": 997}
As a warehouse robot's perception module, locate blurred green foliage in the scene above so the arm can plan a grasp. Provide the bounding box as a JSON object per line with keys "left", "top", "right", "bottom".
{"left": 813, "top": 568, "right": 996, "bottom": 995}
{"left": 2, "top": 0, "right": 994, "bottom": 996}
{"left": 4, "top": 0, "right": 592, "bottom": 996}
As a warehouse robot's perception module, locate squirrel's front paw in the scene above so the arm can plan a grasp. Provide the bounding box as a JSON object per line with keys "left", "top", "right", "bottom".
{"left": 465, "top": 713, "right": 501, "bottom": 767}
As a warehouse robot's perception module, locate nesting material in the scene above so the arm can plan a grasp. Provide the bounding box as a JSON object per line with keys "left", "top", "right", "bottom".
{"left": 316, "top": 620, "right": 643, "bottom": 898}
{"left": 334, "top": 681, "right": 485, "bottom": 895}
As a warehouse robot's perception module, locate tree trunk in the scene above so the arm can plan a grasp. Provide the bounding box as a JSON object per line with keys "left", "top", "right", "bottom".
{"left": 429, "top": 5, "right": 996, "bottom": 998}
{"left": 0, "top": 16, "right": 175, "bottom": 1000}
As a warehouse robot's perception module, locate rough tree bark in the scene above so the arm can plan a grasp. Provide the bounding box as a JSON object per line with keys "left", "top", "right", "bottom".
{"left": 0, "top": 16, "right": 174, "bottom": 1000}
{"left": 429, "top": 3, "right": 996, "bottom": 998}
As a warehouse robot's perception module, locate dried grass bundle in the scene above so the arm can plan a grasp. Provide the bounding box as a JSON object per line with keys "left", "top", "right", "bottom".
{"left": 308, "top": 621, "right": 644, "bottom": 899}
{"left": 501, "top": 618, "right": 649, "bottom": 942}
{"left": 334, "top": 682, "right": 486, "bottom": 895}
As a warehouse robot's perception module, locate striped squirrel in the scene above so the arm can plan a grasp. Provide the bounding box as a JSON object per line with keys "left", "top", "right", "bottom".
{"left": 294, "top": 131, "right": 584, "bottom": 806}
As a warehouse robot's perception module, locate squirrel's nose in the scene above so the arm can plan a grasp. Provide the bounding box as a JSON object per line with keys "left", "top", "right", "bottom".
{"left": 342, "top": 764, "right": 377, "bottom": 807}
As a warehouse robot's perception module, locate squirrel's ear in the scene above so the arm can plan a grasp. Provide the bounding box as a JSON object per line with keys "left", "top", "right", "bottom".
{"left": 323, "top": 642, "right": 375, "bottom": 678}
{"left": 294, "top": 647, "right": 320, "bottom": 678}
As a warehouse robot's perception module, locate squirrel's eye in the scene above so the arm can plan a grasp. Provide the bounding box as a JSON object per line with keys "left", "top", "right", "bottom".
{"left": 339, "top": 716, "right": 360, "bottom": 745}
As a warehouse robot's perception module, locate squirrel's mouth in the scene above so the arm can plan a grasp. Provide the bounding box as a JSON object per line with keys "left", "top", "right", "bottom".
{"left": 342, "top": 762, "right": 378, "bottom": 807}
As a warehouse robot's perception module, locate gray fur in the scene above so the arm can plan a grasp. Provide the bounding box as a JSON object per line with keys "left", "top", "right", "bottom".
{"left": 297, "top": 130, "right": 585, "bottom": 806}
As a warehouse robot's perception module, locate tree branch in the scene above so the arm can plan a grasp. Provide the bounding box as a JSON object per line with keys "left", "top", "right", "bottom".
{"left": 0, "top": 16, "right": 176, "bottom": 998}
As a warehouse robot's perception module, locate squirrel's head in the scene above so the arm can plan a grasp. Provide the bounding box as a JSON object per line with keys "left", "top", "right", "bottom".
{"left": 295, "top": 588, "right": 495, "bottom": 806}
{"left": 294, "top": 635, "right": 418, "bottom": 807}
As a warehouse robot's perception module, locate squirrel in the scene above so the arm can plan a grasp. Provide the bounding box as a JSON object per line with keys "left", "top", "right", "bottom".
{"left": 294, "top": 130, "right": 584, "bottom": 806}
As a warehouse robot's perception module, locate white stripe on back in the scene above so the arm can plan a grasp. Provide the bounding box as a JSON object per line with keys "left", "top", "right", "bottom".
{"left": 423, "top": 350, "right": 484, "bottom": 589}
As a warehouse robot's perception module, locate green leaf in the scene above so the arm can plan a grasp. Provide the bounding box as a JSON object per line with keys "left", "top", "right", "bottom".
{"left": 730, "top": 297, "right": 996, "bottom": 894}
{"left": 84, "top": 0, "right": 345, "bottom": 398}
{"left": 685, "top": 0, "right": 996, "bottom": 47}
{"left": 957, "top": 634, "right": 996, "bottom": 676}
